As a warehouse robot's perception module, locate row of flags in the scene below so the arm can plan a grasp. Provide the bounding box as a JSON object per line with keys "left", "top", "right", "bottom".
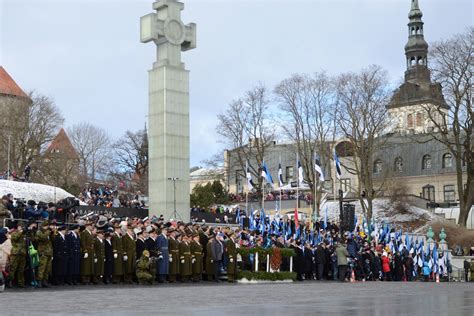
{"left": 245, "top": 150, "right": 343, "bottom": 191}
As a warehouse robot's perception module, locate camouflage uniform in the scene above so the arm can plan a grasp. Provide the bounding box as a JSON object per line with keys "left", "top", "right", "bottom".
{"left": 36, "top": 223, "right": 53, "bottom": 286}
{"left": 136, "top": 251, "right": 153, "bottom": 285}
{"left": 10, "top": 229, "right": 27, "bottom": 287}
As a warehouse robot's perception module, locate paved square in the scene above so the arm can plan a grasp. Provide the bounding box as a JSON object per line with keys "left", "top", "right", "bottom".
{"left": 1, "top": 282, "right": 473, "bottom": 315}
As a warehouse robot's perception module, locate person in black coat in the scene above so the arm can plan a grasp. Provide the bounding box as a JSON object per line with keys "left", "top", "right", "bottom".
{"left": 52, "top": 226, "right": 68, "bottom": 285}
{"left": 103, "top": 231, "right": 114, "bottom": 284}
{"left": 303, "top": 242, "right": 314, "bottom": 280}
{"left": 145, "top": 229, "right": 159, "bottom": 281}
{"left": 136, "top": 229, "right": 147, "bottom": 260}
{"left": 66, "top": 225, "right": 81, "bottom": 285}
{"left": 291, "top": 240, "right": 305, "bottom": 281}
{"left": 315, "top": 243, "right": 326, "bottom": 280}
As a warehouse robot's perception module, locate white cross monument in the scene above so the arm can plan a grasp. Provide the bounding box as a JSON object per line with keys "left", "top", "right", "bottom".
{"left": 140, "top": 0, "right": 196, "bottom": 221}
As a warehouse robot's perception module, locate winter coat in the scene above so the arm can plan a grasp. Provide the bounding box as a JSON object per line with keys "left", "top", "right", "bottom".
{"left": 225, "top": 239, "right": 237, "bottom": 275}
{"left": 381, "top": 256, "right": 391, "bottom": 273}
{"left": 80, "top": 230, "right": 95, "bottom": 276}
{"left": 156, "top": 234, "right": 170, "bottom": 275}
{"left": 0, "top": 238, "right": 12, "bottom": 271}
{"left": 0, "top": 203, "right": 9, "bottom": 227}
{"left": 190, "top": 240, "right": 203, "bottom": 275}
{"left": 336, "top": 245, "right": 349, "bottom": 266}
{"left": 66, "top": 232, "right": 81, "bottom": 276}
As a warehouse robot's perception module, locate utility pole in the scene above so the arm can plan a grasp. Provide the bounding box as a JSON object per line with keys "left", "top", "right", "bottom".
{"left": 7, "top": 135, "right": 11, "bottom": 178}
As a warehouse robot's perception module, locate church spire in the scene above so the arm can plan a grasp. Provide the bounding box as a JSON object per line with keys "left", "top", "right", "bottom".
{"left": 404, "top": 0, "right": 430, "bottom": 83}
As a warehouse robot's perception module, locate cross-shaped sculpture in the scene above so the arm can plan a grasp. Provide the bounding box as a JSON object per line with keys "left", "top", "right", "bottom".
{"left": 140, "top": 0, "right": 196, "bottom": 67}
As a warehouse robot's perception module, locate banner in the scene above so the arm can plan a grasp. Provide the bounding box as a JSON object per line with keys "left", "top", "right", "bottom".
{"left": 75, "top": 206, "right": 149, "bottom": 219}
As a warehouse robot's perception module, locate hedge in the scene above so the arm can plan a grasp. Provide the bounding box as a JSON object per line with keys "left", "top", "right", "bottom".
{"left": 236, "top": 247, "right": 295, "bottom": 258}
{"left": 237, "top": 271, "right": 297, "bottom": 281}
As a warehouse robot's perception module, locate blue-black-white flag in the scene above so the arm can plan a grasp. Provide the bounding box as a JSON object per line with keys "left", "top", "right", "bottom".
{"left": 261, "top": 161, "right": 274, "bottom": 188}
{"left": 246, "top": 162, "right": 255, "bottom": 191}
{"left": 298, "top": 160, "right": 304, "bottom": 186}
{"left": 333, "top": 149, "right": 342, "bottom": 179}
{"left": 314, "top": 154, "right": 325, "bottom": 182}
{"left": 278, "top": 163, "right": 284, "bottom": 187}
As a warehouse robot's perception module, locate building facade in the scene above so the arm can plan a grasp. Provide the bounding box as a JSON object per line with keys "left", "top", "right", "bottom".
{"left": 223, "top": 0, "right": 466, "bottom": 208}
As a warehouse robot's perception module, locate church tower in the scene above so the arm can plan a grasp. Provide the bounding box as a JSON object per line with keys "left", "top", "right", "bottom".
{"left": 388, "top": 0, "right": 448, "bottom": 134}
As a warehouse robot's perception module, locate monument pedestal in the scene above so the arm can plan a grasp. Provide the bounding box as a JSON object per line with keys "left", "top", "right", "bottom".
{"left": 148, "top": 65, "right": 190, "bottom": 221}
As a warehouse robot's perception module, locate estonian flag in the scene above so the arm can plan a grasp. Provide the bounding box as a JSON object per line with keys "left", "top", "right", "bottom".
{"left": 314, "top": 155, "right": 325, "bottom": 182}
{"left": 298, "top": 160, "right": 304, "bottom": 186}
{"left": 246, "top": 163, "right": 255, "bottom": 191}
{"left": 333, "top": 149, "right": 342, "bottom": 179}
{"left": 278, "top": 163, "right": 284, "bottom": 187}
{"left": 261, "top": 161, "right": 274, "bottom": 188}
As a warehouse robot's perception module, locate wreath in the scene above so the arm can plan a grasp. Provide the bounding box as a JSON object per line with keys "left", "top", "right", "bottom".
{"left": 270, "top": 247, "right": 282, "bottom": 271}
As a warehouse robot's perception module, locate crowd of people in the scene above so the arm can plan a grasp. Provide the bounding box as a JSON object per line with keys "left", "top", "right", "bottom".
{"left": 0, "top": 196, "right": 469, "bottom": 290}
{"left": 77, "top": 187, "right": 146, "bottom": 209}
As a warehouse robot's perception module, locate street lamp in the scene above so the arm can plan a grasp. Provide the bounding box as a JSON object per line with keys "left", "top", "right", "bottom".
{"left": 167, "top": 177, "right": 180, "bottom": 220}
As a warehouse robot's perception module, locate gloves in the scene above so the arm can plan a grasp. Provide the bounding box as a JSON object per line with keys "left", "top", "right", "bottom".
{"left": 94, "top": 258, "right": 98, "bottom": 263}
{"left": 169, "top": 257, "right": 173, "bottom": 263}
{"left": 158, "top": 255, "right": 163, "bottom": 260}
{"left": 210, "top": 259, "right": 213, "bottom": 263}
{"left": 84, "top": 253, "right": 88, "bottom": 259}
{"left": 123, "top": 255, "right": 128, "bottom": 262}
{"left": 230, "top": 258, "right": 234, "bottom": 263}
{"left": 114, "top": 253, "right": 118, "bottom": 259}
{"left": 192, "top": 259, "right": 196, "bottom": 264}
{"left": 104, "top": 258, "right": 106, "bottom": 262}
{"left": 180, "top": 259, "right": 184, "bottom": 264}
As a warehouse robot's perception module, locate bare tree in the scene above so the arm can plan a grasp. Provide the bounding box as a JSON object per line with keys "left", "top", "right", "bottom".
{"left": 113, "top": 128, "right": 148, "bottom": 194}
{"left": 0, "top": 91, "right": 64, "bottom": 178}
{"left": 424, "top": 27, "right": 473, "bottom": 227}
{"left": 68, "top": 122, "right": 111, "bottom": 184}
{"left": 335, "top": 65, "right": 392, "bottom": 226}
{"left": 274, "top": 72, "right": 338, "bottom": 217}
{"left": 217, "top": 85, "right": 276, "bottom": 191}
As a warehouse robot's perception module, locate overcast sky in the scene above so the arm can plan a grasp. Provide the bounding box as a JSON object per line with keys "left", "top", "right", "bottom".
{"left": 0, "top": 0, "right": 472, "bottom": 166}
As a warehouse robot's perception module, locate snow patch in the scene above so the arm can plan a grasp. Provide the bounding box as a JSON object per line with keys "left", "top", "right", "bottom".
{"left": 0, "top": 180, "right": 74, "bottom": 203}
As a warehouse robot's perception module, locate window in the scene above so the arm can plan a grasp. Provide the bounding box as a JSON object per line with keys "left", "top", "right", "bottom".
{"left": 394, "top": 157, "right": 403, "bottom": 172}
{"left": 442, "top": 153, "right": 453, "bottom": 168}
{"left": 340, "top": 178, "right": 351, "bottom": 192}
{"left": 236, "top": 170, "right": 243, "bottom": 194}
{"left": 422, "top": 155, "right": 432, "bottom": 170}
{"left": 373, "top": 159, "right": 383, "bottom": 174}
{"left": 286, "top": 166, "right": 294, "bottom": 183}
{"left": 443, "top": 185, "right": 455, "bottom": 202}
{"left": 422, "top": 185, "right": 435, "bottom": 202}
{"left": 416, "top": 112, "right": 423, "bottom": 127}
{"left": 407, "top": 114, "right": 414, "bottom": 128}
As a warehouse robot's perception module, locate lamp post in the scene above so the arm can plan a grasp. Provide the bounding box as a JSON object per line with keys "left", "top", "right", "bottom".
{"left": 167, "top": 177, "right": 179, "bottom": 220}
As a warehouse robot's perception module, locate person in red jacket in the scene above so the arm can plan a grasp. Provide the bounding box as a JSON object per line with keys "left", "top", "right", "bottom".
{"left": 381, "top": 251, "right": 391, "bottom": 281}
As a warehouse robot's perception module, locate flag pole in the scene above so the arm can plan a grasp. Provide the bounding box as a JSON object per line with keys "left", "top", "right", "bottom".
{"left": 313, "top": 152, "right": 317, "bottom": 224}
{"left": 279, "top": 156, "right": 282, "bottom": 216}
{"left": 261, "top": 161, "right": 265, "bottom": 211}
{"left": 296, "top": 153, "right": 299, "bottom": 216}
{"left": 245, "top": 161, "right": 249, "bottom": 216}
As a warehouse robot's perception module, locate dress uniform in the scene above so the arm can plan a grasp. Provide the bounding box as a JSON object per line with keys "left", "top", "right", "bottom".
{"left": 111, "top": 226, "right": 124, "bottom": 283}
{"left": 66, "top": 225, "right": 81, "bottom": 285}
{"left": 93, "top": 231, "right": 105, "bottom": 284}
{"left": 155, "top": 228, "right": 169, "bottom": 282}
{"left": 168, "top": 229, "right": 179, "bottom": 282}
{"left": 122, "top": 226, "right": 136, "bottom": 284}
{"left": 205, "top": 235, "right": 215, "bottom": 281}
{"left": 9, "top": 226, "right": 27, "bottom": 287}
{"left": 178, "top": 235, "right": 192, "bottom": 282}
{"left": 52, "top": 226, "right": 68, "bottom": 285}
{"left": 80, "top": 224, "right": 95, "bottom": 284}
{"left": 190, "top": 233, "right": 203, "bottom": 282}
{"left": 36, "top": 221, "right": 53, "bottom": 287}
{"left": 104, "top": 231, "right": 114, "bottom": 284}
{"left": 226, "top": 233, "right": 238, "bottom": 282}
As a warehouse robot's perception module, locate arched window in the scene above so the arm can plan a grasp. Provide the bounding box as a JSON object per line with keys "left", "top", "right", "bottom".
{"left": 442, "top": 153, "right": 453, "bottom": 168}
{"left": 373, "top": 159, "right": 383, "bottom": 174}
{"left": 394, "top": 157, "right": 403, "bottom": 172}
{"left": 422, "top": 155, "right": 432, "bottom": 170}
{"left": 407, "top": 114, "right": 414, "bottom": 128}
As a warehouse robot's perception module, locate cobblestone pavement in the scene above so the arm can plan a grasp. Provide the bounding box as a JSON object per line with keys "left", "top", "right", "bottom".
{"left": 0, "top": 281, "right": 473, "bottom": 315}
